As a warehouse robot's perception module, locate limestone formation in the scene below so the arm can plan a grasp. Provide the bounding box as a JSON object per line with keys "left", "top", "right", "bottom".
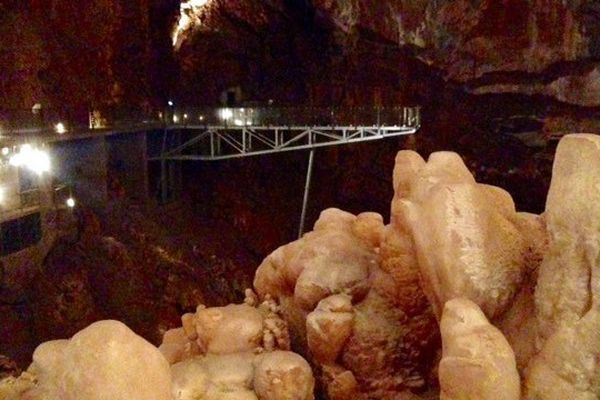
{"left": 439, "top": 298, "right": 520, "bottom": 400}
{"left": 525, "top": 134, "right": 600, "bottom": 400}
{"left": 255, "top": 208, "right": 440, "bottom": 399}
{"left": 161, "top": 295, "right": 314, "bottom": 400}
{"left": 393, "top": 150, "right": 543, "bottom": 321}
{"left": 9, "top": 320, "right": 173, "bottom": 400}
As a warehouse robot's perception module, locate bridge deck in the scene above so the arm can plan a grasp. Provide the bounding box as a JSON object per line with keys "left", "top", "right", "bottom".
{"left": 0, "top": 106, "right": 420, "bottom": 160}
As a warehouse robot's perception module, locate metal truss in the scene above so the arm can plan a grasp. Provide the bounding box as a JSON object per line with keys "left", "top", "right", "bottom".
{"left": 155, "top": 124, "right": 418, "bottom": 161}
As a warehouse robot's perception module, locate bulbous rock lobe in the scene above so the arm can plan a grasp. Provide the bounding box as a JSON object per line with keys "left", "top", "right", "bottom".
{"left": 526, "top": 134, "right": 600, "bottom": 400}
{"left": 25, "top": 320, "right": 173, "bottom": 400}
{"left": 439, "top": 298, "right": 520, "bottom": 400}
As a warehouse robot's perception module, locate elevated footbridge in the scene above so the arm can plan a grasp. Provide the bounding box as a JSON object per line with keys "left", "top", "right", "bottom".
{"left": 0, "top": 105, "right": 420, "bottom": 236}
{"left": 154, "top": 106, "right": 420, "bottom": 235}
{"left": 156, "top": 106, "right": 420, "bottom": 161}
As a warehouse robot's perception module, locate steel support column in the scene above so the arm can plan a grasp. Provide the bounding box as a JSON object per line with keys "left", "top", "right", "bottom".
{"left": 298, "top": 149, "right": 315, "bottom": 238}
{"left": 160, "top": 128, "right": 169, "bottom": 203}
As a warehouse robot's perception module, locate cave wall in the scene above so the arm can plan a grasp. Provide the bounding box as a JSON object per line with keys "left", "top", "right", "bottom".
{"left": 0, "top": 0, "right": 179, "bottom": 110}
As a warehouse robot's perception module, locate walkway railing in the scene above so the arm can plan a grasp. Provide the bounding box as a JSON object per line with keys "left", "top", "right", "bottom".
{"left": 166, "top": 106, "right": 420, "bottom": 128}
{"left": 0, "top": 106, "right": 420, "bottom": 140}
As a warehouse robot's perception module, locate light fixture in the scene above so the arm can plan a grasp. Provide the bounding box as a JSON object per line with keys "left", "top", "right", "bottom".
{"left": 9, "top": 144, "right": 51, "bottom": 175}
{"left": 66, "top": 197, "right": 76, "bottom": 208}
{"left": 168, "top": 100, "right": 174, "bottom": 107}
{"left": 234, "top": 118, "right": 244, "bottom": 126}
{"left": 54, "top": 122, "right": 67, "bottom": 134}
{"left": 220, "top": 108, "right": 233, "bottom": 120}
{"left": 1, "top": 147, "right": 9, "bottom": 156}
{"left": 173, "top": 114, "right": 180, "bottom": 123}
{"left": 183, "top": 113, "right": 188, "bottom": 120}
{"left": 199, "top": 115, "right": 204, "bottom": 121}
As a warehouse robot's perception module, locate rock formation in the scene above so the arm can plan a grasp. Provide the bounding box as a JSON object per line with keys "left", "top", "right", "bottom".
{"left": 391, "top": 149, "right": 544, "bottom": 321}
{"left": 1, "top": 320, "right": 173, "bottom": 400}
{"left": 254, "top": 208, "right": 439, "bottom": 399}
{"left": 1, "top": 295, "right": 315, "bottom": 400}
{"left": 439, "top": 298, "right": 520, "bottom": 400}
{"left": 524, "top": 134, "right": 600, "bottom": 400}
{"left": 160, "top": 293, "right": 315, "bottom": 400}
{"left": 254, "top": 133, "right": 599, "bottom": 400}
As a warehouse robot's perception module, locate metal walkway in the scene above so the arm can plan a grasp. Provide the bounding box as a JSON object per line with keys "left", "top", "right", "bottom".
{"left": 154, "top": 106, "right": 420, "bottom": 236}
{"left": 155, "top": 106, "right": 420, "bottom": 161}
{"left": 0, "top": 105, "right": 421, "bottom": 237}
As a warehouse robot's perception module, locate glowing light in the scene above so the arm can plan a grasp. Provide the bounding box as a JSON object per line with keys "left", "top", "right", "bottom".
{"left": 168, "top": 100, "right": 174, "bottom": 107}
{"left": 199, "top": 115, "right": 204, "bottom": 121}
{"left": 0, "top": 187, "right": 4, "bottom": 204}
{"left": 9, "top": 144, "right": 51, "bottom": 175}
{"left": 183, "top": 113, "right": 188, "bottom": 120}
{"left": 172, "top": 0, "right": 211, "bottom": 47}
{"left": 234, "top": 119, "right": 244, "bottom": 126}
{"left": 54, "top": 122, "right": 67, "bottom": 134}
{"left": 1, "top": 147, "right": 9, "bottom": 156}
{"left": 173, "top": 114, "right": 180, "bottom": 123}
{"left": 220, "top": 108, "right": 233, "bottom": 120}
{"left": 66, "top": 197, "right": 76, "bottom": 208}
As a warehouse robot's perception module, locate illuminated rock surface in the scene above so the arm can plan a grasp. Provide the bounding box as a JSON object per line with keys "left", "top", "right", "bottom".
{"left": 255, "top": 208, "right": 439, "bottom": 399}
{"left": 525, "top": 134, "right": 600, "bottom": 400}
{"left": 439, "top": 298, "right": 520, "bottom": 400}
{"left": 8, "top": 320, "right": 173, "bottom": 400}
{"left": 392, "top": 150, "right": 541, "bottom": 320}
{"left": 161, "top": 295, "right": 314, "bottom": 400}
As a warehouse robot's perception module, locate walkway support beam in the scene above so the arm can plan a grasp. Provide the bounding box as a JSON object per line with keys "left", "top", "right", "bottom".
{"left": 298, "top": 149, "right": 315, "bottom": 239}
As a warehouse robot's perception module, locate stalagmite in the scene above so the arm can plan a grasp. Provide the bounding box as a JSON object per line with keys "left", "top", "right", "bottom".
{"left": 21, "top": 320, "right": 172, "bottom": 400}
{"left": 393, "top": 150, "right": 541, "bottom": 321}
{"left": 525, "top": 134, "right": 600, "bottom": 400}
{"left": 439, "top": 298, "right": 520, "bottom": 400}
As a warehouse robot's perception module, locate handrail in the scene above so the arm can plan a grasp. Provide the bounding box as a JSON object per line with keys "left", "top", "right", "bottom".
{"left": 0, "top": 106, "right": 421, "bottom": 140}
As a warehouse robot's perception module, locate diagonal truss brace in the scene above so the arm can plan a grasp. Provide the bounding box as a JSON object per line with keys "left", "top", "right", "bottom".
{"left": 152, "top": 125, "right": 418, "bottom": 161}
